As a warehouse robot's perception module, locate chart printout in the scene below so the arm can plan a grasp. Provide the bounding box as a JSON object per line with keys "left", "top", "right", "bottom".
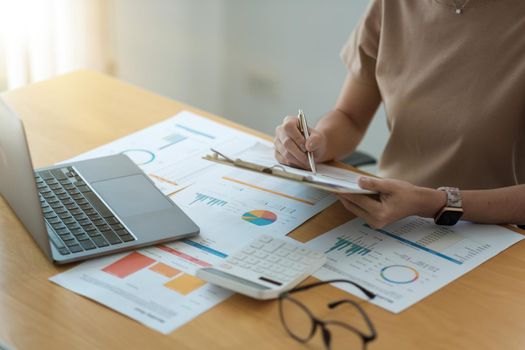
{"left": 306, "top": 217, "right": 524, "bottom": 313}
{"left": 50, "top": 250, "right": 233, "bottom": 334}
{"left": 171, "top": 167, "right": 335, "bottom": 256}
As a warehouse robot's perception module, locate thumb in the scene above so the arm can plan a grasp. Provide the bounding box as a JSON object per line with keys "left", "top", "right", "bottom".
{"left": 305, "top": 132, "right": 323, "bottom": 152}
{"left": 358, "top": 177, "right": 392, "bottom": 193}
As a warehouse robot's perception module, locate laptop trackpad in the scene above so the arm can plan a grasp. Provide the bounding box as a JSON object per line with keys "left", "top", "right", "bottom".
{"left": 91, "top": 175, "right": 173, "bottom": 217}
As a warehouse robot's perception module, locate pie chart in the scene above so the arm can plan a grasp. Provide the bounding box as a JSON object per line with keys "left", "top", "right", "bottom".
{"left": 380, "top": 265, "right": 419, "bottom": 284}
{"left": 121, "top": 149, "right": 156, "bottom": 166}
{"left": 242, "top": 210, "right": 277, "bottom": 226}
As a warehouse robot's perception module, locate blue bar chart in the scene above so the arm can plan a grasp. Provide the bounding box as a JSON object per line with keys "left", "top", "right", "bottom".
{"left": 190, "top": 193, "right": 228, "bottom": 207}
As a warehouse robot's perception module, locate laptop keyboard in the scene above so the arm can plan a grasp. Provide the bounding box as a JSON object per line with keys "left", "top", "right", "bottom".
{"left": 35, "top": 166, "right": 136, "bottom": 255}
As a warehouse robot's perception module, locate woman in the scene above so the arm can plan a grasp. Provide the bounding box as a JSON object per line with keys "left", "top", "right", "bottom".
{"left": 274, "top": 0, "right": 525, "bottom": 228}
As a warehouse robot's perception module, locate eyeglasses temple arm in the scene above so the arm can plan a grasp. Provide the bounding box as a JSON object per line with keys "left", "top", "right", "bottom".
{"left": 286, "top": 279, "right": 376, "bottom": 299}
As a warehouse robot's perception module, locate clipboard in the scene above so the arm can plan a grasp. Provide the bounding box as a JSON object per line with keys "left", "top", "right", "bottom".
{"left": 203, "top": 148, "right": 375, "bottom": 194}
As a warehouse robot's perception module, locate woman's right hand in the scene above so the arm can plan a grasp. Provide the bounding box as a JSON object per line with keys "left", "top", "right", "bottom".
{"left": 274, "top": 115, "right": 327, "bottom": 169}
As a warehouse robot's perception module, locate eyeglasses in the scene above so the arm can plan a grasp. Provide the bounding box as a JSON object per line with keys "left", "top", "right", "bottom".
{"left": 278, "top": 279, "right": 377, "bottom": 350}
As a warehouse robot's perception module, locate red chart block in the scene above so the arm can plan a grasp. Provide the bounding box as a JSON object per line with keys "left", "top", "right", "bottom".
{"left": 102, "top": 251, "right": 156, "bottom": 278}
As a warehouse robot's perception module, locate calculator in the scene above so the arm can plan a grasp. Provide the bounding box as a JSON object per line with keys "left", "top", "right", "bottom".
{"left": 196, "top": 235, "right": 326, "bottom": 300}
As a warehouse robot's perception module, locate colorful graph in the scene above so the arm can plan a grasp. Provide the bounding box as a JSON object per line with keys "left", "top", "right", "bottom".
{"left": 325, "top": 237, "right": 372, "bottom": 257}
{"left": 149, "top": 262, "right": 181, "bottom": 278}
{"left": 158, "top": 245, "right": 212, "bottom": 267}
{"left": 121, "top": 149, "right": 156, "bottom": 165}
{"left": 380, "top": 265, "right": 419, "bottom": 284}
{"left": 164, "top": 274, "right": 206, "bottom": 295}
{"left": 222, "top": 176, "right": 315, "bottom": 205}
{"left": 182, "top": 239, "right": 228, "bottom": 258}
{"left": 102, "top": 252, "right": 156, "bottom": 278}
{"left": 159, "top": 133, "right": 188, "bottom": 150}
{"left": 366, "top": 224, "right": 464, "bottom": 265}
{"left": 242, "top": 210, "right": 277, "bottom": 226}
{"left": 190, "top": 193, "right": 227, "bottom": 207}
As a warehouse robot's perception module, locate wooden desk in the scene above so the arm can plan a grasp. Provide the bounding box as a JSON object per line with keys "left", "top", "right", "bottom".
{"left": 1, "top": 71, "right": 524, "bottom": 350}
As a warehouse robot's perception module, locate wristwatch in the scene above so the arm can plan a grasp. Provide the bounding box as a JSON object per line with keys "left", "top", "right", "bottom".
{"left": 434, "top": 187, "right": 464, "bottom": 226}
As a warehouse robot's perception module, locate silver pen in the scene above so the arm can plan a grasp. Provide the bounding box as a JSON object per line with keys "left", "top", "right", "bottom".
{"left": 297, "top": 109, "right": 317, "bottom": 174}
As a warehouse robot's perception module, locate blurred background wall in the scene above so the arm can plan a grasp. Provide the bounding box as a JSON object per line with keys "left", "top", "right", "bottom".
{"left": 0, "top": 0, "right": 388, "bottom": 172}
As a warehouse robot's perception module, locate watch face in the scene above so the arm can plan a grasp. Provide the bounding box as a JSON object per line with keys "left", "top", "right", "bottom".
{"left": 436, "top": 210, "right": 463, "bottom": 226}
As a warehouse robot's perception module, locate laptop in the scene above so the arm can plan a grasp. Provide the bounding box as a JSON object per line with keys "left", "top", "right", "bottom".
{"left": 0, "top": 98, "right": 200, "bottom": 264}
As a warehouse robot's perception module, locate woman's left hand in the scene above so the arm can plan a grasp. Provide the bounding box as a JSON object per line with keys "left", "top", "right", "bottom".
{"left": 337, "top": 177, "right": 446, "bottom": 229}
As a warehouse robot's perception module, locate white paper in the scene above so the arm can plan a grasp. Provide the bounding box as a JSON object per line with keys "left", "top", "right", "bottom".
{"left": 222, "top": 142, "right": 372, "bottom": 193}
{"left": 50, "top": 249, "right": 233, "bottom": 334}
{"left": 306, "top": 217, "right": 524, "bottom": 313}
{"left": 67, "top": 111, "right": 262, "bottom": 195}
{"left": 171, "top": 166, "right": 336, "bottom": 256}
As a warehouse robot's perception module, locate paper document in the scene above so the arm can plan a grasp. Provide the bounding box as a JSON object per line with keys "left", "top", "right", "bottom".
{"left": 50, "top": 249, "right": 233, "bottom": 334}
{"left": 306, "top": 217, "right": 524, "bottom": 313}
{"left": 67, "top": 111, "right": 262, "bottom": 195}
{"left": 171, "top": 166, "right": 336, "bottom": 256}
{"left": 215, "top": 142, "right": 372, "bottom": 193}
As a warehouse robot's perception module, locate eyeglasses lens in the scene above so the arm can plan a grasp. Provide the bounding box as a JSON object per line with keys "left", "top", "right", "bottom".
{"left": 280, "top": 297, "right": 315, "bottom": 341}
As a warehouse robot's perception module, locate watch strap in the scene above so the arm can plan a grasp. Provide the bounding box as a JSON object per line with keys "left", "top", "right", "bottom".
{"left": 437, "top": 186, "right": 462, "bottom": 209}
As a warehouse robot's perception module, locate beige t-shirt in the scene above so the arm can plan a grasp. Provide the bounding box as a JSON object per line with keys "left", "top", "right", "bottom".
{"left": 341, "top": 0, "right": 525, "bottom": 190}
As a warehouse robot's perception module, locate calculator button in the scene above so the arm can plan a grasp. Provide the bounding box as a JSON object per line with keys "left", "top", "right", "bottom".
{"left": 262, "top": 241, "right": 284, "bottom": 253}
{"left": 250, "top": 241, "right": 264, "bottom": 249}
{"left": 267, "top": 255, "right": 280, "bottom": 263}
{"left": 278, "top": 260, "right": 293, "bottom": 268}
{"left": 297, "top": 247, "right": 311, "bottom": 255}
{"left": 258, "top": 235, "right": 272, "bottom": 243}
{"left": 282, "top": 244, "right": 297, "bottom": 252}
{"left": 254, "top": 251, "right": 268, "bottom": 259}
{"left": 292, "top": 263, "right": 305, "bottom": 271}
{"left": 242, "top": 247, "right": 256, "bottom": 255}
{"left": 288, "top": 253, "right": 302, "bottom": 261}
{"left": 219, "top": 263, "right": 233, "bottom": 270}
{"left": 300, "top": 257, "right": 315, "bottom": 265}
{"left": 254, "top": 266, "right": 265, "bottom": 274}
{"left": 246, "top": 257, "right": 259, "bottom": 265}
{"left": 259, "top": 261, "right": 271, "bottom": 269}
{"left": 271, "top": 265, "right": 285, "bottom": 273}
{"left": 276, "top": 249, "right": 290, "bottom": 258}
{"left": 236, "top": 253, "right": 248, "bottom": 261}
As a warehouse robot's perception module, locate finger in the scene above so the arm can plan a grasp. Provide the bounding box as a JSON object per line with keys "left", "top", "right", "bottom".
{"left": 274, "top": 148, "right": 285, "bottom": 164}
{"left": 338, "top": 196, "right": 378, "bottom": 226}
{"left": 282, "top": 115, "right": 306, "bottom": 151}
{"left": 305, "top": 131, "right": 322, "bottom": 153}
{"left": 275, "top": 147, "right": 298, "bottom": 167}
{"left": 277, "top": 131, "right": 309, "bottom": 166}
{"left": 342, "top": 193, "right": 382, "bottom": 214}
{"left": 358, "top": 176, "right": 393, "bottom": 194}
{"left": 275, "top": 139, "right": 308, "bottom": 168}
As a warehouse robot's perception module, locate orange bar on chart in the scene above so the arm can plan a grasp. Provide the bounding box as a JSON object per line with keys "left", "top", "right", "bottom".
{"left": 222, "top": 176, "right": 315, "bottom": 205}
{"left": 164, "top": 274, "right": 206, "bottom": 295}
{"left": 149, "top": 262, "right": 181, "bottom": 278}
{"left": 102, "top": 252, "right": 156, "bottom": 278}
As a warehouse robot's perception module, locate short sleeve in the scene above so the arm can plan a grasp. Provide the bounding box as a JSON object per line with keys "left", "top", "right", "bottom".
{"left": 340, "top": 0, "right": 382, "bottom": 86}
